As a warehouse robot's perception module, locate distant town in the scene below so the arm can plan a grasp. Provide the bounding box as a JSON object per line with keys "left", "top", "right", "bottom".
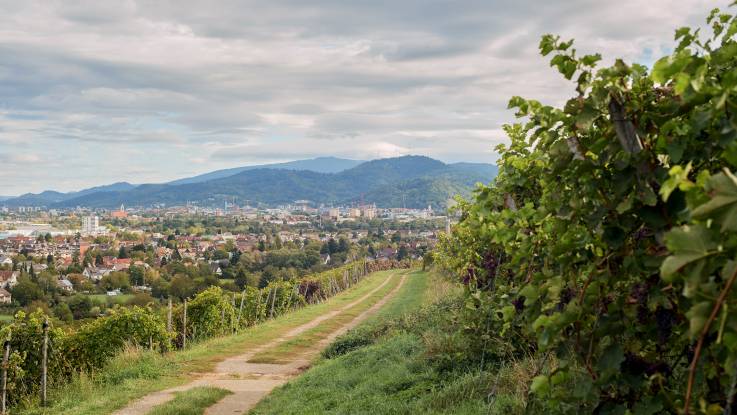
{"left": 0, "top": 200, "right": 446, "bottom": 321}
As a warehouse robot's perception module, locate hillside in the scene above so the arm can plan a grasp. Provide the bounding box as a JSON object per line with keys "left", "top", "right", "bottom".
{"left": 168, "top": 157, "right": 364, "bottom": 185}
{"left": 46, "top": 156, "right": 496, "bottom": 209}
{"left": 4, "top": 182, "right": 137, "bottom": 207}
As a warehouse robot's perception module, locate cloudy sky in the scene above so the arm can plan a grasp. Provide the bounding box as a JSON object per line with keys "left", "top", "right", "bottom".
{"left": 0, "top": 0, "right": 728, "bottom": 195}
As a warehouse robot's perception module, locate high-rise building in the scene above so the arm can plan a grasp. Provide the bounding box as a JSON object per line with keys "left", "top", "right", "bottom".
{"left": 361, "top": 207, "right": 376, "bottom": 219}
{"left": 82, "top": 215, "right": 99, "bottom": 234}
{"left": 326, "top": 208, "right": 340, "bottom": 220}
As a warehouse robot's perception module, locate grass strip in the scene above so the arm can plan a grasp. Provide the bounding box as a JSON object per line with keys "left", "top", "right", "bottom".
{"left": 147, "top": 386, "right": 232, "bottom": 415}
{"left": 247, "top": 271, "right": 405, "bottom": 364}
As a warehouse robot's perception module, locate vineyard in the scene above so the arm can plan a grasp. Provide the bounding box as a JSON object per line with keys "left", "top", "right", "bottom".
{"left": 0, "top": 258, "right": 414, "bottom": 410}
{"left": 436, "top": 6, "right": 737, "bottom": 415}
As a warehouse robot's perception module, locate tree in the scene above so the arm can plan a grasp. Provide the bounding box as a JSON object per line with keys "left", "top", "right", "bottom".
{"left": 67, "top": 294, "right": 93, "bottom": 319}
{"left": 118, "top": 246, "right": 129, "bottom": 259}
{"left": 396, "top": 245, "right": 409, "bottom": 261}
{"left": 129, "top": 265, "right": 145, "bottom": 286}
{"left": 10, "top": 276, "right": 44, "bottom": 306}
{"left": 338, "top": 237, "right": 350, "bottom": 253}
{"left": 55, "top": 302, "right": 73, "bottom": 322}
{"left": 235, "top": 269, "right": 249, "bottom": 289}
{"left": 37, "top": 272, "right": 58, "bottom": 295}
{"left": 100, "top": 272, "right": 130, "bottom": 291}
{"left": 169, "top": 274, "right": 195, "bottom": 299}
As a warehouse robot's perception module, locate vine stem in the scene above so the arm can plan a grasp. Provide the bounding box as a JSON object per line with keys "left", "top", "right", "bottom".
{"left": 684, "top": 264, "right": 737, "bottom": 414}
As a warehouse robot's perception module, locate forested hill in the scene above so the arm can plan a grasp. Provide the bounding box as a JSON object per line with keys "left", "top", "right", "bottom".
{"left": 42, "top": 156, "right": 496, "bottom": 209}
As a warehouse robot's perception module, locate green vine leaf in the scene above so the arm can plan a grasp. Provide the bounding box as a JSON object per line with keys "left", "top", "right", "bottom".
{"left": 692, "top": 168, "right": 737, "bottom": 231}
{"left": 661, "top": 225, "right": 718, "bottom": 280}
{"left": 597, "top": 344, "right": 624, "bottom": 378}
{"left": 660, "top": 163, "right": 694, "bottom": 202}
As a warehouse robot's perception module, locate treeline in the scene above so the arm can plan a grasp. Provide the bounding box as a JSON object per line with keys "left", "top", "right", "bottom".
{"left": 436, "top": 8, "right": 737, "bottom": 415}
{"left": 0, "top": 258, "right": 415, "bottom": 408}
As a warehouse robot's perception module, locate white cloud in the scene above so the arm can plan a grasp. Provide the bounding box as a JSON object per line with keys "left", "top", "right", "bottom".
{"left": 0, "top": 0, "right": 731, "bottom": 194}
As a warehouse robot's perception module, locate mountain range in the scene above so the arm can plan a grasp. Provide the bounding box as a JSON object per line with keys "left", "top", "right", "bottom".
{"left": 3, "top": 156, "right": 497, "bottom": 209}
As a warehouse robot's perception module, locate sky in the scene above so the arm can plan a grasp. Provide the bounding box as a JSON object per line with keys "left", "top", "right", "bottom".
{"left": 0, "top": 0, "right": 730, "bottom": 195}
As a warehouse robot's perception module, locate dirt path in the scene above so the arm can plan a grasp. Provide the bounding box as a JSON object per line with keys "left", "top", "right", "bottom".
{"left": 113, "top": 270, "right": 408, "bottom": 415}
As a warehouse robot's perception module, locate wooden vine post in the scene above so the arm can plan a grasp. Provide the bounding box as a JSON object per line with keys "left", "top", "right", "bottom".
{"left": 269, "top": 287, "right": 277, "bottom": 319}
{"left": 41, "top": 318, "right": 48, "bottom": 406}
{"left": 256, "top": 289, "right": 263, "bottom": 321}
{"left": 263, "top": 288, "right": 272, "bottom": 320}
{"left": 182, "top": 298, "right": 188, "bottom": 349}
{"left": 2, "top": 332, "right": 10, "bottom": 415}
{"left": 220, "top": 306, "right": 226, "bottom": 334}
{"left": 166, "top": 297, "right": 172, "bottom": 333}
{"left": 236, "top": 290, "right": 246, "bottom": 331}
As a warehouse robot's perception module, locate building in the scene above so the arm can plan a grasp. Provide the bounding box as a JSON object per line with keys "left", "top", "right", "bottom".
{"left": 79, "top": 241, "right": 91, "bottom": 257}
{"left": 348, "top": 208, "right": 361, "bottom": 218}
{"left": 361, "top": 207, "right": 377, "bottom": 219}
{"left": 82, "top": 215, "right": 99, "bottom": 234}
{"left": 0, "top": 271, "right": 19, "bottom": 288}
{"left": 327, "top": 208, "right": 340, "bottom": 220}
{"left": 0, "top": 288, "right": 11, "bottom": 304}
{"left": 57, "top": 279, "right": 74, "bottom": 292}
{"left": 111, "top": 204, "right": 128, "bottom": 219}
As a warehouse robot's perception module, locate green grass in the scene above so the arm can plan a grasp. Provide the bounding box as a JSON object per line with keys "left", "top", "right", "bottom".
{"left": 360, "top": 269, "right": 434, "bottom": 324}
{"left": 16, "top": 269, "right": 405, "bottom": 415}
{"left": 148, "top": 386, "right": 232, "bottom": 415}
{"left": 251, "top": 333, "right": 502, "bottom": 415}
{"left": 0, "top": 314, "right": 14, "bottom": 322}
{"left": 250, "top": 270, "right": 531, "bottom": 415}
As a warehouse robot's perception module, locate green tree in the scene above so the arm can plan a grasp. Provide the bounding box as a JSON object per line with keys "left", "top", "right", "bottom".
{"left": 129, "top": 265, "right": 145, "bottom": 286}
{"left": 67, "top": 294, "right": 93, "bottom": 319}
{"left": 169, "top": 274, "right": 195, "bottom": 299}
{"left": 10, "top": 277, "right": 44, "bottom": 306}
{"left": 55, "top": 302, "right": 73, "bottom": 322}
{"left": 100, "top": 272, "right": 130, "bottom": 291}
{"left": 396, "top": 245, "right": 409, "bottom": 261}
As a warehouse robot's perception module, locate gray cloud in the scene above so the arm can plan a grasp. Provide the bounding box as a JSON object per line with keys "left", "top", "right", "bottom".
{"left": 0, "top": 0, "right": 729, "bottom": 194}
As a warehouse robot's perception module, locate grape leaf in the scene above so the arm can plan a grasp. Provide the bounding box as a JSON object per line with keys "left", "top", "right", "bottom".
{"left": 661, "top": 225, "right": 718, "bottom": 280}
{"left": 692, "top": 168, "right": 737, "bottom": 231}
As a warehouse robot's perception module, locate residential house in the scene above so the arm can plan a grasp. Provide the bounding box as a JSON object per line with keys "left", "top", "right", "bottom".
{"left": 31, "top": 263, "right": 48, "bottom": 274}
{"left": 83, "top": 266, "right": 112, "bottom": 281}
{"left": 0, "top": 288, "right": 11, "bottom": 304}
{"left": 0, "top": 271, "right": 19, "bottom": 288}
{"left": 208, "top": 262, "right": 223, "bottom": 276}
{"left": 57, "top": 279, "right": 74, "bottom": 293}
{"left": 0, "top": 256, "right": 12, "bottom": 267}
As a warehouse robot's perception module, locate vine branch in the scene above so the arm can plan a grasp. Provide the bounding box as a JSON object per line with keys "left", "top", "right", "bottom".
{"left": 684, "top": 264, "right": 737, "bottom": 414}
